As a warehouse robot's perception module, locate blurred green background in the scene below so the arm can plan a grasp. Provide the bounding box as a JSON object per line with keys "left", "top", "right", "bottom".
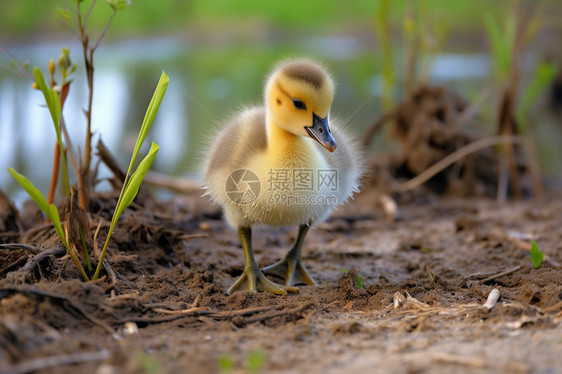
{"left": 1, "top": 0, "right": 561, "bottom": 201}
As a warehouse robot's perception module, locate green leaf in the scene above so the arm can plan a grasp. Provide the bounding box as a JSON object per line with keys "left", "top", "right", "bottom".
{"left": 356, "top": 275, "right": 363, "bottom": 289}
{"left": 483, "top": 14, "right": 511, "bottom": 82}
{"left": 93, "top": 71, "right": 167, "bottom": 281}
{"left": 245, "top": 350, "right": 265, "bottom": 373}
{"left": 115, "top": 142, "right": 159, "bottom": 220}
{"left": 8, "top": 168, "right": 68, "bottom": 245}
{"left": 106, "top": 0, "right": 130, "bottom": 11}
{"left": 33, "top": 67, "right": 61, "bottom": 129}
{"left": 530, "top": 241, "right": 544, "bottom": 269}
{"left": 128, "top": 71, "right": 169, "bottom": 175}
{"left": 217, "top": 354, "right": 235, "bottom": 371}
{"left": 517, "top": 62, "right": 558, "bottom": 133}
{"left": 32, "top": 66, "right": 70, "bottom": 195}
{"left": 58, "top": 9, "right": 72, "bottom": 21}
{"left": 9, "top": 168, "right": 50, "bottom": 218}
{"left": 9, "top": 168, "right": 90, "bottom": 280}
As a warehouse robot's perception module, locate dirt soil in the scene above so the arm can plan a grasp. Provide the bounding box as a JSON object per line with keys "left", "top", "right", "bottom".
{"left": 0, "top": 184, "right": 561, "bottom": 374}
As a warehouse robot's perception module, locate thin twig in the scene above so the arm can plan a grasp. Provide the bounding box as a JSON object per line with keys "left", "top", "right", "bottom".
{"left": 144, "top": 171, "right": 203, "bottom": 194}
{"left": 0, "top": 286, "right": 114, "bottom": 334}
{"left": 22, "top": 222, "right": 55, "bottom": 244}
{"left": 542, "top": 302, "right": 562, "bottom": 313}
{"left": 457, "top": 86, "right": 494, "bottom": 124}
{"left": 92, "top": 10, "right": 116, "bottom": 51}
{"left": 0, "top": 45, "right": 33, "bottom": 79}
{"left": 19, "top": 247, "right": 67, "bottom": 275}
{"left": 241, "top": 303, "right": 312, "bottom": 324}
{"left": 96, "top": 138, "right": 126, "bottom": 182}
{"left": 480, "top": 266, "right": 521, "bottom": 284}
{"left": 117, "top": 305, "right": 280, "bottom": 325}
{"left": 0, "top": 44, "right": 19, "bottom": 62}
{"left": 83, "top": 0, "right": 97, "bottom": 27}
{"left": 153, "top": 306, "right": 210, "bottom": 315}
{"left": 0, "top": 243, "right": 43, "bottom": 255}
{"left": 0, "top": 349, "right": 110, "bottom": 374}
{"left": 115, "top": 310, "right": 213, "bottom": 325}
{"left": 210, "top": 305, "right": 278, "bottom": 318}
{"left": 102, "top": 260, "right": 117, "bottom": 288}
{"left": 400, "top": 135, "right": 529, "bottom": 192}
{"left": 431, "top": 353, "right": 487, "bottom": 369}
{"left": 362, "top": 109, "right": 396, "bottom": 148}
{"left": 180, "top": 233, "right": 209, "bottom": 240}
{"left": 191, "top": 294, "right": 201, "bottom": 308}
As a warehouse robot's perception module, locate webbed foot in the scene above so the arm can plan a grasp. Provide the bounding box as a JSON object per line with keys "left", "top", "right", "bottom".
{"left": 263, "top": 257, "right": 317, "bottom": 287}
{"left": 227, "top": 267, "right": 299, "bottom": 295}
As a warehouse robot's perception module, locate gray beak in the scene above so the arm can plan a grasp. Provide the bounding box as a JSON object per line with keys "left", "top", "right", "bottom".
{"left": 305, "top": 113, "right": 337, "bottom": 152}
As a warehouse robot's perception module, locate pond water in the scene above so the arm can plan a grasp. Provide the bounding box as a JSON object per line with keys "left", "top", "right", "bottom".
{"left": 0, "top": 37, "right": 559, "bottom": 203}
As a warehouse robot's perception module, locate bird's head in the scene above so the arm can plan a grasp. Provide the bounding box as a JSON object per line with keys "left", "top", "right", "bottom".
{"left": 265, "top": 58, "right": 336, "bottom": 152}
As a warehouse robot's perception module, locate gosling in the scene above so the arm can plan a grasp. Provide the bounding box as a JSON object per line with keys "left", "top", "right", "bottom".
{"left": 204, "top": 58, "right": 362, "bottom": 295}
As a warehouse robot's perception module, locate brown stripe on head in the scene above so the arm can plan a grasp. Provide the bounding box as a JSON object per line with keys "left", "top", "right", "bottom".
{"left": 281, "top": 60, "right": 326, "bottom": 89}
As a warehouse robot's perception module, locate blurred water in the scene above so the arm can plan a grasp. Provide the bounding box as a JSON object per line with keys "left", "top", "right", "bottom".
{"left": 0, "top": 37, "right": 559, "bottom": 203}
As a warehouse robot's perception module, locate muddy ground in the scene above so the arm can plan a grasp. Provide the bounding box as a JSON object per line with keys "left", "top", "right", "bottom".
{"left": 0, "top": 182, "right": 561, "bottom": 374}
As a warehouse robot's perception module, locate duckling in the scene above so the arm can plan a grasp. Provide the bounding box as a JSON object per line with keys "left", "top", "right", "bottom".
{"left": 204, "top": 58, "right": 362, "bottom": 295}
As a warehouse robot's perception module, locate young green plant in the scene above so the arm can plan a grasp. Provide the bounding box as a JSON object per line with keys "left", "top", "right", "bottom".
{"left": 92, "top": 71, "right": 169, "bottom": 280}
{"left": 32, "top": 67, "right": 70, "bottom": 197}
{"left": 8, "top": 168, "right": 89, "bottom": 281}
{"left": 530, "top": 240, "right": 544, "bottom": 269}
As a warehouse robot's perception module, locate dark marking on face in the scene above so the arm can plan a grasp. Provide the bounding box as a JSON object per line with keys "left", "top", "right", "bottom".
{"left": 283, "top": 62, "right": 325, "bottom": 89}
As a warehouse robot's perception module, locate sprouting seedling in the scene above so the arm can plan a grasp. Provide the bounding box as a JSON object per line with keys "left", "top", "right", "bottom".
{"left": 136, "top": 353, "right": 162, "bottom": 374}
{"left": 426, "top": 265, "right": 436, "bottom": 282}
{"left": 9, "top": 72, "right": 168, "bottom": 282}
{"left": 8, "top": 168, "right": 89, "bottom": 281}
{"left": 530, "top": 240, "right": 544, "bottom": 269}
{"left": 217, "top": 354, "right": 235, "bottom": 372}
{"left": 92, "top": 71, "right": 169, "bottom": 280}
{"left": 356, "top": 275, "right": 363, "bottom": 289}
{"left": 245, "top": 350, "right": 266, "bottom": 373}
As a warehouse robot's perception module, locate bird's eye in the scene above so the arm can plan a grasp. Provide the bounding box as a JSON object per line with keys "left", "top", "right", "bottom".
{"left": 292, "top": 99, "right": 307, "bottom": 110}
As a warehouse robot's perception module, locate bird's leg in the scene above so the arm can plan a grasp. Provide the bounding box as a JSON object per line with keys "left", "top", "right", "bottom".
{"left": 263, "top": 224, "right": 317, "bottom": 287}
{"left": 227, "top": 226, "right": 298, "bottom": 295}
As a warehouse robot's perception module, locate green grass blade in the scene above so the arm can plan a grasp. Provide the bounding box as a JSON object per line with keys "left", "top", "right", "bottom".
{"left": 8, "top": 168, "right": 69, "bottom": 245}
{"left": 48, "top": 204, "right": 67, "bottom": 246}
{"left": 128, "top": 71, "right": 169, "bottom": 175}
{"left": 8, "top": 167, "right": 50, "bottom": 215}
{"left": 32, "top": 66, "right": 70, "bottom": 196}
{"left": 517, "top": 62, "right": 558, "bottom": 133}
{"left": 105, "top": 71, "right": 168, "bottom": 247}
{"left": 93, "top": 72, "right": 167, "bottom": 281}
{"left": 483, "top": 14, "right": 510, "bottom": 82}
{"left": 92, "top": 142, "right": 159, "bottom": 280}
{"left": 116, "top": 142, "right": 160, "bottom": 219}
{"left": 8, "top": 168, "right": 88, "bottom": 280}
{"left": 32, "top": 67, "right": 61, "bottom": 129}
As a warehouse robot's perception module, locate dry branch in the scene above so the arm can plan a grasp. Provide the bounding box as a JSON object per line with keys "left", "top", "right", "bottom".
{"left": 400, "top": 135, "right": 540, "bottom": 195}
{"left": 479, "top": 266, "right": 521, "bottom": 284}
{"left": 0, "top": 349, "right": 110, "bottom": 374}
{"left": 0, "top": 286, "right": 114, "bottom": 334}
